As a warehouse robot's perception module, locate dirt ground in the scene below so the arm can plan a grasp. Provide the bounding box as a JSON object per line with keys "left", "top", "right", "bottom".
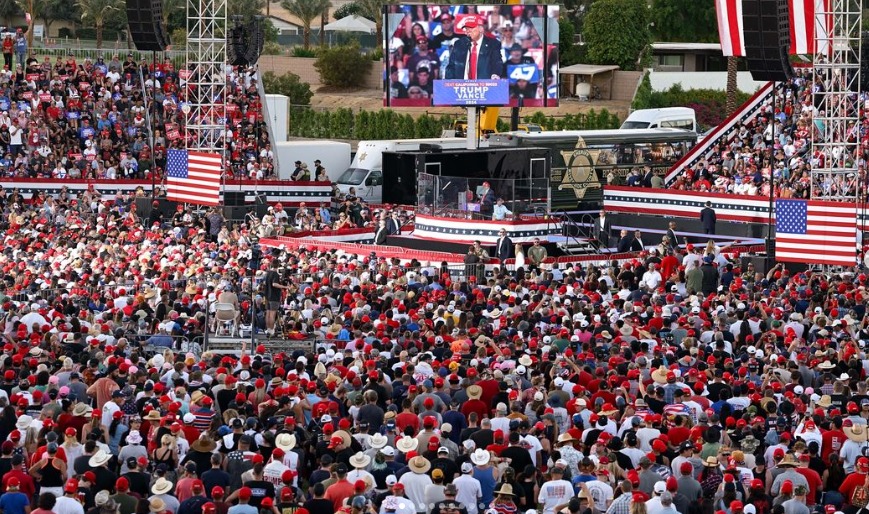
{"left": 309, "top": 87, "right": 632, "bottom": 120}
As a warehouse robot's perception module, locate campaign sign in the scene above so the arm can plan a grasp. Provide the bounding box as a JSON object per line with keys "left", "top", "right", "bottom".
{"left": 433, "top": 79, "right": 509, "bottom": 106}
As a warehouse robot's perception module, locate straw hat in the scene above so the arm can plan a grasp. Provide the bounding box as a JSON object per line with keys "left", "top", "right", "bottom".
{"left": 703, "top": 456, "right": 719, "bottom": 467}
{"left": 89, "top": 450, "right": 111, "bottom": 467}
{"left": 816, "top": 395, "right": 833, "bottom": 408}
{"left": 651, "top": 367, "right": 669, "bottom": 384}
{"left": 190, "top": 435, "right": 217, "bottom": 453}
{"left": 152, "top": 478, "right": 173, "bottom": 495}
{"left": 494, "top": 483, "right": 516, "bottom": 496}
{"left": 72, "top": 403, "right": 92, "bottom": 417}
{"left": 350, "top": 452, "right": 372, "bottom": 469}
{"left": 845, "top": 423, "right": 869, "bottom": 442}
{"left": 467, "top": 385, "right": 483, "bottom": 400}
{"left": 333, "top": 430, "right": 352, "bottom": 448}
{"left": 777, "top": 454, "right": 799, "bottom": 467}
{"left": 143, "top": 410, "right": 162, "bottom": 421}
{"left": 396, "top": 436, "right": 418, "bottom": 453}
{"left": 518, "top": 355, "right": 533, "bottom": 367}
{"left": 190, "top": 390, "right": 204, "bottom": 404}
{"left": 149, "top": 498, "right": 166, "bottom": 513}
{"left": 470, "top": 448, "right": 491, "bottom": 466}
{"left": 409, "top": 455, "right": 431, "bottom": 474}
{"left": 15, "top": 415, "right": 32, "bottom": 431}
{"left": 817, "top": 360, "right": 835, "bottom": 371}
{"left": 276, "top": 433, "right": 297, "bottom": 452}
{"left": 557, "top": 433, "right": 577, "bottom": 444}
{"left": 185, "top": 283, "right": 198, "bottom": 295}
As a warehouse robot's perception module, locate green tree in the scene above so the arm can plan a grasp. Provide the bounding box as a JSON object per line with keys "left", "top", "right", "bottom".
{"left": 30, "top": 0, "right": 76, "bottom": 39}
{"left": 314, "top": 41, "right": 372, "bottom": 87}
{"left": 158, "top": 0, "right": 185, "bottom": 33}
{"left": 281, "top": 0, "right": 330, "bottom": 50}
{"left": 333, "top": 1, "right": 359, "bottom": 19}
{"left": 0, "top": 0, "right": 20, "bottom": 28}
{"left": 583, "top": 0, "right": 650, "bottom": 70}
{"left": 319, "top": 2, "right": 330, "bottom": 47}
{"left": 352, "top": 0, "right": 381, "bottom": 41}
{"left": 558, "top": 16, "right": 582, "bottom": 67}
{"left": 227, "top": 0, "right": 266, "bottom": 25}
{"left": 261, "top": 70, "right": 313, "bottom": 105}
{"left": 649, "top": 0, "right": 718, "bottom": 43}
{"left": 76, "top": 0, "right": 123, "bottom": 47}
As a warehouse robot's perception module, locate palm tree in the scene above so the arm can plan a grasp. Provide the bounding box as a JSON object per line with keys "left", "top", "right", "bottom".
{"left": 354, "top": 0, "right": 381, "bottom": 43}
{"left": 725, "top": 56, "right": 738, "bottom": 115}
{"left": 76, "top": 0, "right": 121, "bottom": 48}
{"left": 319, "top": 1, "right": 330, "bottom": 47}
{"left": 281, "top": 0, "right": 330, "bottom": 50}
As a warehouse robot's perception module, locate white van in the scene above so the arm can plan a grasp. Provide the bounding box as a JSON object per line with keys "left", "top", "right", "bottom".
{"left": 336, "top": 138, "right": 467, "bottom": 203}
{"left": 621, "top": 107, "right": 697, "bottom": 133}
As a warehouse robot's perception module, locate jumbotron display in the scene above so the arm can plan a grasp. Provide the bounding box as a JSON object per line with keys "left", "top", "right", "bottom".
{"left": 383, "top": 4, "right": 560, "bottom": 108}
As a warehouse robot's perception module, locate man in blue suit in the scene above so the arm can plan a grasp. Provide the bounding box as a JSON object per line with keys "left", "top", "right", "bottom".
{"left": 444, "top": 17, "right": 504, "bottom": 80}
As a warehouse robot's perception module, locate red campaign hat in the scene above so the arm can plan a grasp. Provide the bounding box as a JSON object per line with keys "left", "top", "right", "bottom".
{"left": 328, "top": 435, "right": 343, "bottom": 448}
{"left": 251, "top": 454, "right": 264, "bottom": 465}
{"left": 64, "top": 479, "right": 79, "bottom": 493}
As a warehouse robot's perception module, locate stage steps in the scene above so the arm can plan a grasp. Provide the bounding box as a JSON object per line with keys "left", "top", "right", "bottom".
{"left": 558, "top": 238, "right": 599, "bottom": 255}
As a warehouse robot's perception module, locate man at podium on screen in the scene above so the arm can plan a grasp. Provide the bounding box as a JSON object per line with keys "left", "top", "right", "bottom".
{"left": 444, "top": 17, "right": 504, "bottom": 80}
{"left": 477, "top": 181, "right": 496, "bottom": 215}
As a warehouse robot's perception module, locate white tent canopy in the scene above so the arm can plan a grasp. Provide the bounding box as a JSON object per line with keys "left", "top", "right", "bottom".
{"left": 324, "top": 15, "right": 376, "bottom": 33}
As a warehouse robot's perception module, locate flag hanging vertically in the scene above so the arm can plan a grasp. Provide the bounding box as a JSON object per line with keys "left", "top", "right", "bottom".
{"left": 715, "top": 0, "right": 745, "bottom": 56}
{"left": 789, "top": 0, "right": 831, "bottom": 55}
{"left": 775, "top": 199, "right": 856, "bottom": 267}
{"left": 166, "top": 149, "right": 222, "bottom": 206}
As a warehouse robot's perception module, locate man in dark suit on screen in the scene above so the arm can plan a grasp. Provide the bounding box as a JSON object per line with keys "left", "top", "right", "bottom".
{"left": 444, "top": 17, "right": 504, "bottom": 80}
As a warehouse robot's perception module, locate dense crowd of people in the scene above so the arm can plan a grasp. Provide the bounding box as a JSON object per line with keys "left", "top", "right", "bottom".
{"left": 655, "top": 67, "right": 863, "bottom": 200}
{"left": 0, "top": 172, "right": 865, "bottom": 514}
{"left": 0, "top": 51, "right": 274, "bottom": 180}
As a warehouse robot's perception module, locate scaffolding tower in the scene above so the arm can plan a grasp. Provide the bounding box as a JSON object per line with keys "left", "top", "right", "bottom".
{"left": 810, "top": 0, "right": 861, "bottom": 203}
{"left": 186, "top": 0, "right": 227, "bottom": 153}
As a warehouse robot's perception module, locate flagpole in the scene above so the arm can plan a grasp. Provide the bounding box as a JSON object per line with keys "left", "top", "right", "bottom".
{"left": 766, "top": 81, "right": 776, "bottom": 272}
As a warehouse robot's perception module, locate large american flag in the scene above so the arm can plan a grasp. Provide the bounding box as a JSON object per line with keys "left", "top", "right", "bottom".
{"left": 166, "top": 149, "right": 222, "bottom": 206}
{"left": 775, "top": 199, "right": 856, "bottom": 267}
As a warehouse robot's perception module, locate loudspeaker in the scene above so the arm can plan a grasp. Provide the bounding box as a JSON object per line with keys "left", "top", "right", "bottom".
{"left": 224, "top": 206, "right": 250, "bottom": 222}
{"left": 224, "top": 192, "right": 247, "bottom": 206}
{"left": 742, "top": 0, "right": 793, "bottom": 82}
{"left": 126, "top": 0, "right": 170, "bottom": 51}
{"left": 419, "top": 143, "right": 443, "bottom": 152}
{"left": 135, "top": 197, "right": 154, "bottom": 218}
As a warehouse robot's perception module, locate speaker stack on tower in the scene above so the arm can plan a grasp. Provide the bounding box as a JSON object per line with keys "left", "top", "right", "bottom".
{"left": 126, "top": 0, "right": 170, "bottom": 51}
{"left": 742, "top": 0, "right": 793, "bottom": 82}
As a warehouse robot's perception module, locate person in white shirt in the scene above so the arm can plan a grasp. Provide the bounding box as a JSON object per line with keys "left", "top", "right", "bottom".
{"left": 645, "top": 482, "right": 666, "bottom": 514}
{"left": 53, "top": 482, "right": 85, "bottom": 514}
{"left": 454, "top": 462, "right": 482, "bottom": 514}
{"left": 399, "top": 456, "right": 433, "bottom": 513}
{"left": 584, "top": 469, "right": 615, "bottom": 512}
{"left": 538, "top": 466, "right": 573, "bottom": 514}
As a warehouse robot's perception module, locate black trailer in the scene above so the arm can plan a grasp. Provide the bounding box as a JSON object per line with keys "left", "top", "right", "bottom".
{"left": 382, "top": 146, "right": 552, "bottom": 215}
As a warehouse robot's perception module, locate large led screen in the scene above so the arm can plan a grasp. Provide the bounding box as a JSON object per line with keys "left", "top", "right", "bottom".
{"left": 383, "top": 4, "right": 560, "bottom": 108}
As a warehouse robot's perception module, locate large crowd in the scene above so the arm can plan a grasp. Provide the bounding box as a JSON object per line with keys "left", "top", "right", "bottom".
{"left": 0, "top": 50, "right": 274, "bottom": 180}
{"left": 0, "top": 170, "right": 864, "bottom": 514}
{"left": 660, "top": 67, "right": 863, "bottom": 200}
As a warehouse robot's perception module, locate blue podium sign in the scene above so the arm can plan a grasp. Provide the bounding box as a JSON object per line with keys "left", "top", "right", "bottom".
{"left": 432, "top": 79, "right": 509, "bottom": 106}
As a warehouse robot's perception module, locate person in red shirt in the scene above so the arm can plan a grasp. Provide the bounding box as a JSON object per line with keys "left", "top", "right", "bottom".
{"left": 841, "top": 457, "right": 869, "bottom": 504}
{"left": 822, "top": 416, "right": 846, "bottom": 464}
{"left": 794, "top": 453, "right": 822, "bottom": 506}
{"left": 461, "top": 385, "right": 488, "bottom": 422}
{"left": 324, "top": 464, "right": 355, "bottom": 511}
{"left": 395, "top": 399, "right": 420, "bottom": 435}
{"left": 2, "top": 455, "right": 35, "bottom": 498}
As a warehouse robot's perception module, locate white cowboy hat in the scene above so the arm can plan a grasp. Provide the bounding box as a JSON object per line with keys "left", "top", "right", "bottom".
{"left": 88, "top": 450, "right": 111, "bottom": 467}
{"left": 350, "top": 451, "right": 372, "bottom": 469}
{"left": 396, "top": 436, "right": 418, "bottom": 453}
{"left": 275, "top": 433, "right": 297, "bottom": 452}
{"left": 369, "top": 433, "right": 388, "bottom": 449}
{"left": 470, "top": 448, "right": 491, "bottom": 466}
{"left": 151, "top": 477, "right": 173, "bottom": 495}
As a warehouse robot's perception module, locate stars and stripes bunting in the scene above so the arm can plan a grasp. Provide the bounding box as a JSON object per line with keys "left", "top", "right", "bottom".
{"left": 166, "top": 149, "right": 223, "bottom": 206}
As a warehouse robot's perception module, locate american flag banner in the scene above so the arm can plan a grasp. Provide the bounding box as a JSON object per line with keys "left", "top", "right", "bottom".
{"left": 715, "top": 0, "right": 745, "bottom": 56}
{"left": 775, "top": 199, "right": 856, "bottom": 267}
{"left": 166, "top": 149, "right": 222, "bottom": 206}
